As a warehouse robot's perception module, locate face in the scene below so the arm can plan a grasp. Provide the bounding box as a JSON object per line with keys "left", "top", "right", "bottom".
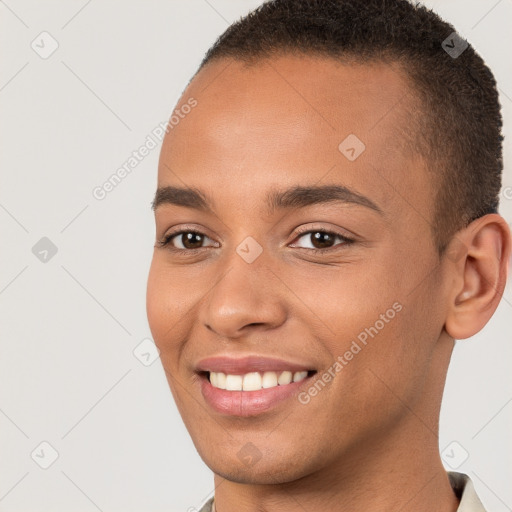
{"left": 146, "top": 56, "right": 453, "bottom": 484}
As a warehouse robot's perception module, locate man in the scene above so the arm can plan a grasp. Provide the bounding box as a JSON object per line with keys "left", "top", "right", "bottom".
{"left": 146, "top": 0, "right": 510, "bottom": 511}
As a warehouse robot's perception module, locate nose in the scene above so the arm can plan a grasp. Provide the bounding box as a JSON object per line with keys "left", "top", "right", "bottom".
{"left": 200, "top": 255, "right": 287, "bottom": 339}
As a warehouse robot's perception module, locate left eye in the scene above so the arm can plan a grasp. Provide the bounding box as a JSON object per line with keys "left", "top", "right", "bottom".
{"left": 290, "top": 230, "right": 354, "bottom": 251}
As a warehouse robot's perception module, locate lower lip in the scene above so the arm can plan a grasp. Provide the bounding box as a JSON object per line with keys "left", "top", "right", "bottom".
{"left": 199, "top": 374, "right": 314, "bottom": 417}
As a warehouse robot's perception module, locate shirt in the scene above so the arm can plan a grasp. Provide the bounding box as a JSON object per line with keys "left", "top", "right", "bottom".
{"left": 197, "top": 472, "right": 486, "bottom": 512}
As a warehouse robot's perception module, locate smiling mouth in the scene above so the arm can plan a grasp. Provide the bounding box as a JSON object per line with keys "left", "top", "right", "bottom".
{"left": 202, "top": 370, "right": 317, "bottom": 391}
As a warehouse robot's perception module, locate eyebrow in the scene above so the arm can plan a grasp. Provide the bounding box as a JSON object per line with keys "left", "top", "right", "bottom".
{"left": 151, "top": 184, "right": 383, "bottom": 216}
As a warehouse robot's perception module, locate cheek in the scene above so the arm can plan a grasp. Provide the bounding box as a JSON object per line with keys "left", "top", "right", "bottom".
{"left": 146, "top": 260, "right": 165, "bottom": 336}
{"left": 346, "top": 293, "right": 442, "bottom": 419}
{"left": 306, "top": 266, "right": 432, "bottom": 408}
{"left": 146, "top": 262, "right": 192, "bottom": 406}
{"left": 333, "top": 315, "right": 426, "bottom": 440}
{"left": 146, "top": 258, "right": 208, "bottom": 367}
{"left": 145, "top": 259, "right": 184, "bottom": 354}
{"left": 291, "top": 265, "right": 401, "bottom": 345}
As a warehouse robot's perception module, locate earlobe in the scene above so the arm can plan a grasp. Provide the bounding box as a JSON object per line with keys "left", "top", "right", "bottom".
{"left": 444, "top": 214, "right": 511, "bottom": 340}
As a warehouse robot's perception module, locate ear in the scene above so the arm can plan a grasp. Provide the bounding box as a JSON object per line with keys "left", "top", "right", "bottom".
{"left": 444, "top": 213, "right": 511, "bottom": 340}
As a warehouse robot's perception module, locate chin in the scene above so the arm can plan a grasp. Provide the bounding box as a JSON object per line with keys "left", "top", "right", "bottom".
{"left": 197, "top": 445, "right": 315, "bottom": 485}
{"left": 208, "top": 463, "right": 304, "bottom": 485}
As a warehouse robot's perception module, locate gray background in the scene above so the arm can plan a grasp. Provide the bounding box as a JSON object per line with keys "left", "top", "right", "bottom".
{"left": 1, "top": 1, "right": 511, "bottom": 511}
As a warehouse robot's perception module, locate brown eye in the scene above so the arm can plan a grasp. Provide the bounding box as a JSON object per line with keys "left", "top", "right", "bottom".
{"left": 291, "top": 229, "right": 354, "bottom": 252}
{"left": 158, "top": 229, "right": 219, "bottom": 252}
{"left": 176, "top": 232, "right": 205, "bottom": 249}
{"left": 309, "top": 231, "right": 336, "bottom": 249}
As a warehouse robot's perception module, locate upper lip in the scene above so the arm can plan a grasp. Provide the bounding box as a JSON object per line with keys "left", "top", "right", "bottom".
{"left": 195, "top": 355, "right": 316, "bottom": 375}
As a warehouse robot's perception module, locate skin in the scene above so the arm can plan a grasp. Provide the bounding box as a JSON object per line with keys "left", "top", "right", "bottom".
{"left": 146, "top": 55, "right": 511, "bottom": 512}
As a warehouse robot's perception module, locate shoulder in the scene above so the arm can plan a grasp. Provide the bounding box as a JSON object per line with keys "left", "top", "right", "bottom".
{"left": 448, "top": 472, "right": 487, "bottom": 512}
{"left": 198, "top": 497, "right": 214, "bottom": 512}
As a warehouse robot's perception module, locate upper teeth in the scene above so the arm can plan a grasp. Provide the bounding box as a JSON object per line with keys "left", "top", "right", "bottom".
{"left": 209, "top": 370, "right": 309, "bottom": 391}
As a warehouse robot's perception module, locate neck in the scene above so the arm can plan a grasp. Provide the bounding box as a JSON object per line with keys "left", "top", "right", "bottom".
{"left": 212, "top": 428, "right": 459, "bottom": 512}
{"left": 211, "top": 335, "right": 459, "bottom": 512}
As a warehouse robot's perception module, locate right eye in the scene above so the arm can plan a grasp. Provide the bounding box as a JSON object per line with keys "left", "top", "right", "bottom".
{"left": 157, "top": 229, "right": 219, "bottom": 252}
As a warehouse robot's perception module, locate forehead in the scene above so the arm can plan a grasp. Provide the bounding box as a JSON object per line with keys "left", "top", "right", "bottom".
{"left": 158, "top": 55, "right": 430, "bottom": 220}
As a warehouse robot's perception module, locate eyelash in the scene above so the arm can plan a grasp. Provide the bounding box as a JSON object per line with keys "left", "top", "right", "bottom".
{"left": 156, "top": 225, "right": 355, "bottom": 255}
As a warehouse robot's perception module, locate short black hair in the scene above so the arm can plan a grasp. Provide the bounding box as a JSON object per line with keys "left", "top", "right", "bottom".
{"left": 193, "top": 0, "right": 503, "bottom": 255}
